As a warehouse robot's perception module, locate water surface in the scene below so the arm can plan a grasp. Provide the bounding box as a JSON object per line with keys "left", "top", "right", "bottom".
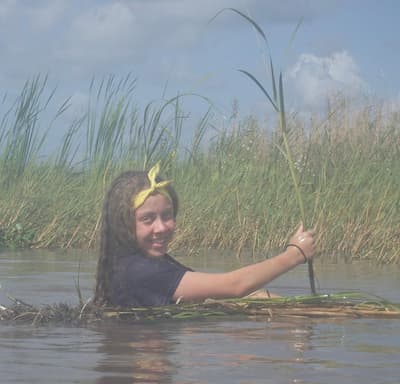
{"left": 1, "top": 250, "right": 399, "bottom": 383}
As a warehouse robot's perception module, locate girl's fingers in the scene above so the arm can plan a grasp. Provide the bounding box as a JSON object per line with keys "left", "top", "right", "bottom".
{"left": 295, "top": 222, "right": 304, "bottom": 235}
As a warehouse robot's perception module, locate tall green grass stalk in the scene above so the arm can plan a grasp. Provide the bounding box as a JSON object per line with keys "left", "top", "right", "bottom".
{"left": 0, "top": 75, "right": 52, "bottom": 186}
{"left": 212, "top": 8, "right": 317, "bottom": 294}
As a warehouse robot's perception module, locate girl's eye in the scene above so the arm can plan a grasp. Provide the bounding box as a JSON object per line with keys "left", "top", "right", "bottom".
{"left": 162, "top": 211, "right": 174, "bottom": 221}
{"left": 140, "top": 215, "right": 154, "bottom": 224}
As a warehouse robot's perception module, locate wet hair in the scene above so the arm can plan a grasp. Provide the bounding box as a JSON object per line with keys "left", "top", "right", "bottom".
{"left": 93, "top": 170, "right": 179, "bottom": 305}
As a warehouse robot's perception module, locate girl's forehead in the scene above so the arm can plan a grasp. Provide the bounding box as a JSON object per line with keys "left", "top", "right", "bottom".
{"left": 135, "top": 193, "right": 173, "bottom": 213}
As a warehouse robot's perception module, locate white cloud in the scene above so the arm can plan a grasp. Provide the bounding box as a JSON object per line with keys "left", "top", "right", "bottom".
{"left": 27, "top": 1, "right": 67, "bottom": 30}
{"left": 0, "top": 1, "right": 342, "bottom": 83}
{"left": 0, "top": 1, "right": 66, "bottom": 28}
{"left": 0, "top": 0, "right": 383, "bottom": 121}
{"left": 70, "top": 2, "right": 136, "bottom": 43}
{"left": 0, "top": 0, "right": 16, "bottom": 20}
{"left": 56, "top": 2, "right": 138, "bottom": 66}
{"left": 287, "top": 51, "right": 368, "bottom": 110}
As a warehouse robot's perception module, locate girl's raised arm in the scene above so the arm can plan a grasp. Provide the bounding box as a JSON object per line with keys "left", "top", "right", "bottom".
{"left": 173, "top": 224, "right": 315, "bottom": 302}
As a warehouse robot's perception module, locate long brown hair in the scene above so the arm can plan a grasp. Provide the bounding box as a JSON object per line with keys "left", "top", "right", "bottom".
{"left": 93, "top": 170, "right": 179, "bottom": 305}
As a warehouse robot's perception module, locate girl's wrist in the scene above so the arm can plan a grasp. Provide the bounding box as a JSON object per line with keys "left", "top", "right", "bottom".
{"left": 286, "top": 243, "right": 308, "bottom": 263}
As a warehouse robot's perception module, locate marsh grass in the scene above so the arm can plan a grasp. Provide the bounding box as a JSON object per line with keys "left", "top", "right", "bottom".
{"left": 0, "top": 75, "right": 399, "bottom": 264}
{"left": 172, "top": 98, "right": 400, "bottom": 265}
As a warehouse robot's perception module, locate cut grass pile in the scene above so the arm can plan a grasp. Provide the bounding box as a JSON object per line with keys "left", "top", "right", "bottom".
{"left": 1, "top": 292, "right": 400, "bottom": 326}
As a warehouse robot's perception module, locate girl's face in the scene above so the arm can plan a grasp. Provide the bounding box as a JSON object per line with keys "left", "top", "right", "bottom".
{"left": 134, "top": 193, "right": 176, "bottom": 257}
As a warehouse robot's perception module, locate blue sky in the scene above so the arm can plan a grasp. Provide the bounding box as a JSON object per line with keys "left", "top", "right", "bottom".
{"left": 1, "top": 0, "right": 399, "bottom": 144}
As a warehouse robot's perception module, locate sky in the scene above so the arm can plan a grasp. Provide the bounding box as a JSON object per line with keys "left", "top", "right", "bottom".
{"left": 1, "top": 0, "right": 399, "bottom": 147}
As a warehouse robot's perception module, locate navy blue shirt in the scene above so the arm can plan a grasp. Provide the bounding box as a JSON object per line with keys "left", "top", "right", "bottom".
{"left": 110, "top": 252, "right": 191, "bottom": 307}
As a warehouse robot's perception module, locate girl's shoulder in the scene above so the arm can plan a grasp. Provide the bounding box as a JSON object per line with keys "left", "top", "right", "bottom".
{"left": 118, "top": 252, "right": 191, "bottom": 274}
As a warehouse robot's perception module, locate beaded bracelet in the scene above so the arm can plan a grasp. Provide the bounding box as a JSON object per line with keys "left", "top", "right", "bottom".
{"left": 286, "top": 243, "right": 308, "bottom": 263}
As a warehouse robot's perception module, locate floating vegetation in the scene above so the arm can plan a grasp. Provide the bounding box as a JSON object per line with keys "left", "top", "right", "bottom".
{"left": 1, "top": 292, "right": 400, "bottom": 326}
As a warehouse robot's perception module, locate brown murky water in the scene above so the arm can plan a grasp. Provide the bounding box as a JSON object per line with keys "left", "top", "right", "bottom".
{"left": 1, "top": 250, "right": 399, "bottom": 383}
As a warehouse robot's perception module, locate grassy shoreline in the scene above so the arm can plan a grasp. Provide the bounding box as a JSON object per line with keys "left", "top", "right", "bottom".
{"left": 0, "top": 78, "right": 399, "bottom": 264}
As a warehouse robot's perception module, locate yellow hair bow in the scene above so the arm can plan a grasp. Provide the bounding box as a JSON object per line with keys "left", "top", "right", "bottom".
{"left": 132, "top": 163, "right": 172, "bottom": 209}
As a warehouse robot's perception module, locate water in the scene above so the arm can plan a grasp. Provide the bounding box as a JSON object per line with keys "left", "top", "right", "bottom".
{"left": 1, "top": 250, "right": 399, "bottom": 383}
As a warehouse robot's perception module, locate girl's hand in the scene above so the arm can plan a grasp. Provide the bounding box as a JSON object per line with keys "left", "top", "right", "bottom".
{"left": 287, "top": 223, "right": 316, "bottom": 262}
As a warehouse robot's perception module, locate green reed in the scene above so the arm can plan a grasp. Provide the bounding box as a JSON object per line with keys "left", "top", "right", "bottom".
{"left": 210, "top": 8, "right": 316, "bottom": 292}
{"left": 0, "top": 73, "right": 398, "bottom": 264}
{"left": 172, "top": 98, "right": 399, "bottom": 265}
{"left": 0, "top": 75, "right": 51, "bottom": 186}
{"left": 0, "top": 75, "right": 201, "bottom": 248}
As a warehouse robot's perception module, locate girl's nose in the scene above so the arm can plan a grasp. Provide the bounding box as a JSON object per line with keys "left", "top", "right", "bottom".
{"left": 154, "top": 217, "right": 168, "bottom": 232}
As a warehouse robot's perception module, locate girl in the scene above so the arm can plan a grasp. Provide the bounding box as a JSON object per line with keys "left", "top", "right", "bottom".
{"left": 94, "top": 163, "right": 316, "bottom": 307}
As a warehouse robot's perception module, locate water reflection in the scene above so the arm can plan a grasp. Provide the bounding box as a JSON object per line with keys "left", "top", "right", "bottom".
{"left": 1, "top": 314, "right": 400, "bottom": 384}
{"left": 169, "top": 319, "right": 318, "bottom": 383}
{"left": 90, "top": 317, "right": 320, "bottom": 384}
{"left": 94, "top": 323, "right": 178, "bottom": 384}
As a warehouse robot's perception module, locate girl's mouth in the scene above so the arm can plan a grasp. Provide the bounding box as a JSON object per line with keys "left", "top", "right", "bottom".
{"left": 151, "top": 238, "right": 169, "bottom": 247}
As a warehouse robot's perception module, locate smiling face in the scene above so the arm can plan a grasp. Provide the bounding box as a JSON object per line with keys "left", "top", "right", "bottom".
{"left": 134, "top": 193, "right": 176, "bottom": 257}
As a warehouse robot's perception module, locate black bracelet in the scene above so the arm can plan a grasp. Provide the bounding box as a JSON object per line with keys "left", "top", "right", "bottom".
{"left": 286, "top": 243, "right": 308, "bottom": 263}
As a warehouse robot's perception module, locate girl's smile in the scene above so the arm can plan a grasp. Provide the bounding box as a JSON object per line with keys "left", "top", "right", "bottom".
{"left": 134, "top": 193, "right": 176, "bottom": 257}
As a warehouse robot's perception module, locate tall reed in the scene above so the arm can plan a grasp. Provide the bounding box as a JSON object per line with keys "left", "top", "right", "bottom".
{"left": 173, "top": 99, "right": 399, "bottom": 265}
{"left": 0, "top": 75, "right": 53, "bottom": 187}
{"left": 211, "top": 8, "right": 316, "bottom": 293}
{"left": 0, "top": 74, "right": 398, "bottom": 265}
{"left": 0, "top": 75, "right": 211, "bottom": 248}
